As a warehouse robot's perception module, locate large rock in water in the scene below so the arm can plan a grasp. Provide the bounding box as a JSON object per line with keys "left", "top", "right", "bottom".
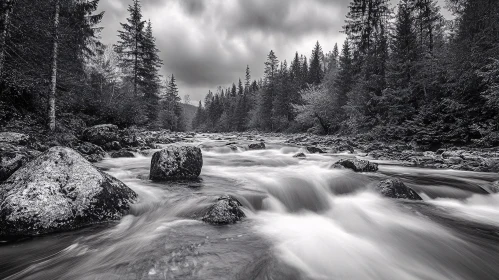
{"left": 305, "top": 146, "right": 325, "bottom": 154}
{"left": 248, "top": 142, "right": 266, "bottom": 150}
{"left": 0, "top": 147, "right": 137, "bottom": 237}
{"left": 202, "top": 195, "right": 245, "bottom": 225}
{"left": 332, "top": 158, "right": 378, "bottom": 172}
{"left": 374, "top": 178, "right": 422, "bottom": 200}
{"left": 149, "top": 145, "right": 203, "bottom": 181}
{"left": 82, "top": 124, "right": 119, "bottom": 146}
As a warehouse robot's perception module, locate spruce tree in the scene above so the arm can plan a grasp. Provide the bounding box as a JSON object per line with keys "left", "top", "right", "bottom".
{"left": 141, "top": 20, "right": 162, "bottom": 125}
{"left": 114, "top": 0, "right": 146, "bottom": 96}
{"left": 259, "top": 50, "right": 279, "bottom": 131}
{"left": 308, "top": 41, "right": 324, "bottom": 85}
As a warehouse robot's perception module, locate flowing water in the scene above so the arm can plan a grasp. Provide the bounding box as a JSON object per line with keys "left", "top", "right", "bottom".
{"left": 1, "top": 134, "right": 499, "bottom": 280}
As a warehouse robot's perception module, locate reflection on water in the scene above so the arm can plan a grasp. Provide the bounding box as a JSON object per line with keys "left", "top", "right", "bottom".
{"left": 1, "top": 135, "right": 499, "bottom": 280}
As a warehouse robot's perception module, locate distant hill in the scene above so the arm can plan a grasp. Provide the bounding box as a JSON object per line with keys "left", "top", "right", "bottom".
{"left": 180, "top": 103, "right": 197, "bottom": 131}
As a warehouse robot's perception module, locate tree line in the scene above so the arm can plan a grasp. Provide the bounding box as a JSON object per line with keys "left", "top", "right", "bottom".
{"left": 0, "top": 0, "right": 186, "bottom": 131}
{"left": 193, "top": 0, "right": 499, "bottom": 146}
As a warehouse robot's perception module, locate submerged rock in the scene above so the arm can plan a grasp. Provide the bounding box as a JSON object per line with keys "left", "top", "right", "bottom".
{"left": 293, "top": 152, "right": 306, "bottom": 158}
{"left": 0, "top": 143, "right": 41, "bottom": 181}
{"left": 202, "top": 195, "right": 245, "bottom": 225}
{"left": 111, "top": 150, "right": 135, "bottom": 158}
{"left": 374, "top": 178, "right": 422, "bottom": 200}
{"left": 0, "top": 146, "right": 137, "bottom": 237}
{"left": 82, "top": 124, "right": 119, "bottom": 146}
{"left": 248, "top": 142, "right": 266, "bottom": 150}
{"left": 149, "top": 145, "right": 203, "bottom": 181}
{"left": 305, "top": 146, "right": 325, "bottom": 154}
{"left": 332, "top": 158, "right": 378, "bottom": 172}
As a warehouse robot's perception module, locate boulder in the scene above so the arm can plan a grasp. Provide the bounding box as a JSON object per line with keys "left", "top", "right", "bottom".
{"left": 0, "top": 147, "right": 137, "bottom": 237}
{"left": 149, "top": 145, "right": 203, "bottom": 181}
{"left": 103, "top": 141, "right": 122, "bottom": 151}
{"left": 120, "top": 134, "right": 147, "bottom": 148}
{"left": 331, "top": 158, "right": 378, "bottom": 172}
{"left": 202, "top": 195, "right": 245, "bottom": 225}
{"left": 293, "top": 152, "right": 306, "bottom": 158}
{"left": 444, "top": 157, "right": 463, "bottom": 165}
{"left": 111, "top": 150, "right": 135, "bottom": 158}
{"left": 0, "top": 132, "right": 32, "bottom": 146}
{"left": 248, "top": 142, "right": 266, "bottom": 150}
{"left": 0, "top": 143, "right": 41, "bottom": 181}
{"left": 75, "top": 141, "right": 106, "bottom": 162}
{"left": 374, "top": 178, "right": 422, "bottom": 200}
{"left": 305, "top": 146, "right": 325, "bottom": 154}
{"left": 490, "top": 181, "right": 499, "bottom": 193}
{"left": 82, "top": 124, "right": 119, "bottom": 146}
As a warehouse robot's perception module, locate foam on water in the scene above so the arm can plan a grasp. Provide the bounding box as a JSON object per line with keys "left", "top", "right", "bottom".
{"left": 2, "top": 135, "right": 499, "bottom": 280}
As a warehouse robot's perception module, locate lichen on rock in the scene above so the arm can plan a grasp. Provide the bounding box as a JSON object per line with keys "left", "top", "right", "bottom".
{"left": 0, "top": 146, "right": 137, "bottom": 237}
{"left": 331, "top": 158, "right": 378, "bottom": 172}
{"left": 149, "top": 145, "right": 203, "bottom": 181}
{"left": 374, "top": 178, "right": 422, "bottom": 200}
{"left": 202, "top": 195, "right": 245, "bottom": 225}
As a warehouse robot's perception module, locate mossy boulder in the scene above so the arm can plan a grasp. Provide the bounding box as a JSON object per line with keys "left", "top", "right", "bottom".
{"left": 0, "top": 147, "right": 137, "bottom": 237}
{"left": 149, "top": 145, "right": 203, "bottom": 181}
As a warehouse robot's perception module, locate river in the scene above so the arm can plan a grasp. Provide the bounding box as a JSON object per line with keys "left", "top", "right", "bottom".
{"left": 1, "top": 134, "right": 499, "bottom": 280}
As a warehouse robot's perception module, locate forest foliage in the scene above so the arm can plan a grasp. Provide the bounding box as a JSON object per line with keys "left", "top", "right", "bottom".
{"left": 1, "top": 0, "right": 498, "bottom": 146}
{"left": 0, "top": 0, "right": 185, "bottom": 131}
{"left": 192, "top": 0, "right": 499, "bottom": 146}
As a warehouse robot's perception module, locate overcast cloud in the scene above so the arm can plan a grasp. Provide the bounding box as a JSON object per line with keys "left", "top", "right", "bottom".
{"left": 97, "top": 0, "right": 450, "bottom": 103}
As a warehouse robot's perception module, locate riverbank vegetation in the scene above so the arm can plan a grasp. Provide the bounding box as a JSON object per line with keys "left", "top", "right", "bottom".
{"left": 0, "top": 0, "right": 186, "bottom": 131}
{"left": 192, "top": 0, "right": 499, "bottom": 147}
{"left": 1, "top": 0, "right": 498, "bottom": 148}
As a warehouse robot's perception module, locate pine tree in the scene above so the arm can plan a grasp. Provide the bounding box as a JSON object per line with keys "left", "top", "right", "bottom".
{"left": 300, "top": 55, "right": 309, "bottom": 87}
{"left": 308, "top": 41, "right": 324, "bottom": 85}
{"left": 192, "top": 100, "right": 205, "bottom": 130}
{"left": 379, "top": 0, "right": 419, "bottom": 125}
{"left": 258, "top": 50, "right": 279, "bottom": 131}
{"left": 114, "top": 0, "right": 146, "bottom": 96}
{"left": 343, "top": 0, "right": 391, "bottom": 130}
{"left": 238, "top": 78, "right": 244, "bottom": 96}
{"left": 245, "top": 65, "right": 251, "bottom": 92}
{"left": 141, "top": 20, "right": 162, "bottom": 97}
{"left": 141, "top": 20, "right": 162, "bottom": 125}
{"left": 161, "top": 74, "right": 183, "bottom": 130}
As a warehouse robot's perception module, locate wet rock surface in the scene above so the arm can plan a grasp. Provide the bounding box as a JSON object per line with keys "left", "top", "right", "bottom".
{"left": 202, "top": 195, "right": 245, "bottom": 225}
{"left": 293, "top": 152, "right": 306, "bottom": 158}
{"left": 305, "top": 146, "right": 325, "bottom": 154}
{"left": 374, "top": 178, "right": 422, "bottom": 200}
{"left": 150, "top": 145, "right": 203, "bottom": 181}
{"left": 332, "top": 158, "right": 379, "bottom": 172}
{"left": 0, "top": 146, "right": 137, "bottom": 237}
{"left": 74, "top": 141, "right": 106, "bottom": 162}
{"left": 110, "top": 150, "right": 135, "bottom": 158}
{"left": 248, "top": 142, "right": 266, "bottom": 150}
{"left": 82, "top": 124, "right": 119, "bottom": 146}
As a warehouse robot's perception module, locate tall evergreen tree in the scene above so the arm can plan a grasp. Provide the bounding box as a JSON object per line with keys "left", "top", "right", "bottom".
{"left": 308, "top": 41, "right": 324, "bottom": 85}
{"left": 114, "top": 0, "right": 145, "bottom": 96}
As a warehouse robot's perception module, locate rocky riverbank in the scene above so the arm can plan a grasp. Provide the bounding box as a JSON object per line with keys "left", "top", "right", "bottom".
{"left": 283, "top": 133, "right": 499, "bottom": 173}
{"left": 0, "top": 125, "right": 196, "bottom": 181}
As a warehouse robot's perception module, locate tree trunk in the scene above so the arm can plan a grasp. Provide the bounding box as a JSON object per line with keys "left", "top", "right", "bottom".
{"left": 48, "top": 0, "right": 60, "bottom": 131}
{"left": 0, "top": 0, "right": 12, "bottom": 78}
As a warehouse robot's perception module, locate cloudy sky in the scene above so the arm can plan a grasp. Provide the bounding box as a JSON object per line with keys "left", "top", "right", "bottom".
{"left": 97, "top": 0, "right": 451, "bottom": 103}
